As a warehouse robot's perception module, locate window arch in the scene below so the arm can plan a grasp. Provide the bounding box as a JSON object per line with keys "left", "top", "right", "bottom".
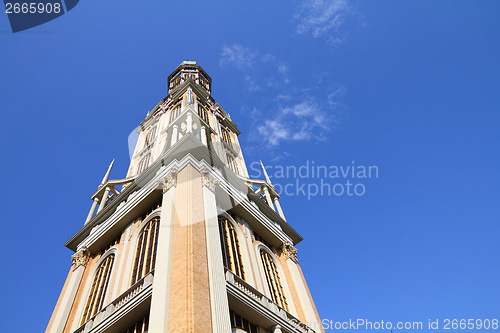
{"left": 169, "top": 104, "right": 181, "bottom": 123}
{"left": 131, "top": 216, "right": 160, "bottom": 285}
{"left": 81, "top": 254, "right": 115, "bottom": 324}
{"left": 198, "top": 104, "right": 210, "bottom": 124}
{"left": 219, "top": 216, "right": 245, "bottom": 280}
{"left": 260, "top": 250, "right": 289, "bottom": 311}
{"left": 227, "top": 155, "right": 239, "bottom": 174}
{"left": 221, "top": 127, "right": 232, "bottom": 145}
{"left": 143, "top": 127, "right": 157, "bottom": 148}
{"left": 137, "top": 154, "right": 151, "bottom": 174}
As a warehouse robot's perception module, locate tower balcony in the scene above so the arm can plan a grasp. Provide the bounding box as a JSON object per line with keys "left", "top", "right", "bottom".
{"left": 74, "top": 272, "right": 154, "bottom": 333}
{"left": 225, "top": 269, "right": 316, "bottom": 333}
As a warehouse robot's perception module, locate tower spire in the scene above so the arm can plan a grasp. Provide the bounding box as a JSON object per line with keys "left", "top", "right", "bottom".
{"left": 260, "top": 160, "right": 272, "bottom": 184}
{"left": 100, "top": 159, "right": 114, "bottom": 185}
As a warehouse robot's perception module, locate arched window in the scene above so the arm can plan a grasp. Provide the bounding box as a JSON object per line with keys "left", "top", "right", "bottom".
{"left": 131, "top": 217, "right": 160, "bottom": 285}
{"left": 260, "top": 250, "right": 289, "bottom": 311}
{"left": 221, "top": 128, "right": 232, "bottom": 144}
{"left": 81, "top": 254, "right": 115, "bottom": 324}
{"left": 198, "top": 104, "right": 210, "bottom": 124}
{"left": 169, "top": 104, "right": 181, "bottom": 123}
{"left": 219, "top": 216, "right": 245, "bottom": 280}
{"left": 227, "top": 155, "right": 239, "bottom": 174}
{"left": 137, "top": 154, "right": 151, "bottom": 174}
{"left": 144, "top": 127, "right": 157, "bottom": 148}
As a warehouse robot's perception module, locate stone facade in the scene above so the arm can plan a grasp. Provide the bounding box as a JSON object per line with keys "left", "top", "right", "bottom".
{"left": 45, "top": 61, "right": 324, "bottom": 333}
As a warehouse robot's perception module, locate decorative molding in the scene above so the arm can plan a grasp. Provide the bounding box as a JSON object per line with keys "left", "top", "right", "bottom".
{"left": 201, "top": 169, "right": 220, "bottom": 192}
{"left": 161, "top": 169, "right": 178, "bottom": 193}
{"left": 225, "top": 269, "right": 314, "bottom": 333}
{"left": 282, "top": 242, "right": 298, "bottom": 263}
{"left": 71, "top": 247, "right": 91, "bottom": 270}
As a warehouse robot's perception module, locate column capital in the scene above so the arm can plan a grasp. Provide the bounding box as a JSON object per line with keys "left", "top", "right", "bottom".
{"left": 282, "top": 242, "right": 298, "bottom": 263}
{"left": 201, "top": 169, "right": 219, "bottom": 192}
{"left": 71, "top": 247, "right": 91, "bottom": 270}
{"left": 161, "top": 169, "right": 178, "bottom": 193}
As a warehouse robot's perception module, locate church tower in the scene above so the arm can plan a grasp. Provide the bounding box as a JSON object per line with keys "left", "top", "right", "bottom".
{"left": 45, "top": 61, "right": 324, "bottom": 333}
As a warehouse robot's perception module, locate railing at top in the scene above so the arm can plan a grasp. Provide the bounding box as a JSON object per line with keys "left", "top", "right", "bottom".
{"left": 74, "top": 272, "right": 154, "bottom": 333}
{"left": 225, "top": 269, "right": 315, "bottom": 333}
{"left": 237, "top": 174, "right": 286, "bottom": 221}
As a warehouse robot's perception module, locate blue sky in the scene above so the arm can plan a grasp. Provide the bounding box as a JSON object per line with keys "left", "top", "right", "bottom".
{"left": 1, "top": 1, "right": 499, "bottom": 332}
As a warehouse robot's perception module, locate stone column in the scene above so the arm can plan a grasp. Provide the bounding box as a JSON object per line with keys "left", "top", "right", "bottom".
{"left": 148, "top": 170, "right": 177, "bottom": 333}
{"left": 47, "top": 248, "right": 90, "bottom": 333}
{"left": 262, "top": 186, "right": 275, "bottom": 210}
{"left": 272, "top": 325, "right": 283, "bottom": 333}
{"left": 201, "top": 169, "right": 232, "bottom": 332}
{"left": 97, "top": 187, "right": 111, "bottom": 213}
{"left": 85, "top": 198, "right": 100, "bottom": 224}
{"left": 282, "top": 243, "right": 321, "bottom": 329}
{"left": 171, "top": 125, "right": 179, "bottom": 147}
{"left": 273, "top": 197, "right": 286, "bottom": 221}
{"left": 186, "top": 112, "right": 193, "bottom": 134}
{"left": 200, "top": 126, "right": 207, "bottom": 146}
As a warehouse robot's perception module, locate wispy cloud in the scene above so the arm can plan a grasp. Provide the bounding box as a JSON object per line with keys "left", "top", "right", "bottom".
{"left": 255, "top": 97, "right": 340, "bottom": 147}
{"left": 295, "top": 0, "right": 354, "bottom": 45}
{"left": 220, "top": 44, "right": 289, "bottom": 91}
{"left": 220, "top": 45, "right": 256, "bottom": 70}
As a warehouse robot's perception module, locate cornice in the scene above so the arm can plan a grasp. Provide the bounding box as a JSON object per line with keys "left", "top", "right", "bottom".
{"left": 66, "top": 134, "right": 302, "bottom": 252}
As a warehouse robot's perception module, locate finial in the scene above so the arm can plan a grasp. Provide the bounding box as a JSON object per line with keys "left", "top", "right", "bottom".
{"left": 260, "top": 160, "right": 272, "bottom": 184}
{"left": 100, "top": 159, "right": 115, "bottom": 185}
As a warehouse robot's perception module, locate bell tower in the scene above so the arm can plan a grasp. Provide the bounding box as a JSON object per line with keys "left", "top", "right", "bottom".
{"left": 45, "top": 61, "right": 324, "bottom": 333}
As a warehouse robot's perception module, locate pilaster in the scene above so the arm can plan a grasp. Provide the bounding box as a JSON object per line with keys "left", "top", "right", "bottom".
{"left": 148, "top": 170, "right": 177, "bottom": 333}
{"left": 46, "top": 249, "right": 90, "bottom": 333}
{"left": 202, "top": 169, "right": 232, "bottom": 332}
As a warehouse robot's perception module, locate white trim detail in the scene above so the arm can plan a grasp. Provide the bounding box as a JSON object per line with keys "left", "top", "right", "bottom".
{"left": 204, "top": 187, "right": 232, "bottom": 332}
{"left": 121, "top": 210, "right": 162, "bottom": 294}
{"left": 255, "top": 243, "right": 298, "bottom": 318}
{"left": 47, "top": 264, "right": 86, "bottom": 333}
{"left": 217, "top": 211, "right": 256, "bottom": 288}
{"left": 148, "top": 184, "right": 176, "bottom": 333}
{"left": 71, "top": 247, "right": 119, "bottom": 332}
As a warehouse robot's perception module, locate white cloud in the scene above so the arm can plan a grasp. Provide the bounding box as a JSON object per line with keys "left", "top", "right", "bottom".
{"left": 252, "top": 84, "right": 346, "bottom": 147}
{"left": 283, "top": 101, "right": 315, "bottom": 117}
{"left": 220, "top": 45, "right": 290, "bottom": 90}
{"left": 327, "top": 85, "right": 347, "bottom": 109}
{"left": 256, "top": 99, "right": 333, "bottom": 146}
{"left": 258, "top": 120, "right": 291, "bottom": 146}
{"left": 220, "top": 45, "right": 256, "bottom": 70}
{"left": 261, "top": 54, "right": 276, "bottom": 63}
{"left": 245, "top": 75, "right": 261, "bottom": 92}
{"left": 278, "top": 64, "right": 288, "bottom": 74}
{"left": 296, "top": 0, "right": 353, "bottom": 45}
{"left": 275, "top": 94, "right": 291, "bottom": 101}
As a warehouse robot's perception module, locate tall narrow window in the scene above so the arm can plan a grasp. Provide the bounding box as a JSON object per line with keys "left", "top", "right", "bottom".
{"left": 219, "top": 216, "right": 245, "bottom": 280}
{"left": 229, "top": 310, "right": 259, "bottom": 333}
{"left": 121, "top": 313, "right": 149, "bottom": 333}
{"left": 137, "top": 154, "right": 150, "bottom": 174}
{"left": 169, "top": 104, "right": 181, "bottom": 123}
{"left": 171, "top": 75, "right": 181, "bottom": 89}
{"left": 227, "top": 155, "right": 239, "bottom": 174}
{"left": 131, "top": 217, "right": 160, "bottom": 285}
{"left": 198, "top": 104, "right": 210, "bottom": 124}
{"left": 81, "top": 254, "right": 115, "bottom": 324}
{"left": 144, "top": 127, "right": 157, "bottom": 148}
{"left": 260, "top": 250, "right": 289, "bottom": 311}
{"left": 221, "top": 128, "right": 232, "bottom": 144}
